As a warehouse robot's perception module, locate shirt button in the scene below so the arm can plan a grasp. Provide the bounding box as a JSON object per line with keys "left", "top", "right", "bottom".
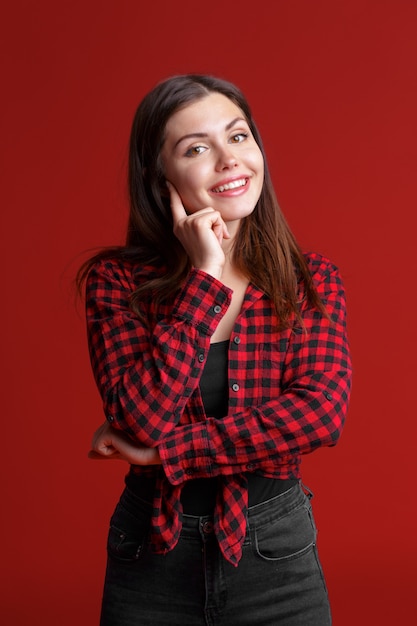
{"left": 198, "top": 353, "right": 205, "bottom": 362}
{"left": 213, "top": 305, "right": 222, "bottom": 314}
{"left": 185, "top": 468, "right": 195, "bottom": 476}
{"left": 324, "top": 391, "right": 333, "bottom": 401}
{"left": 107, "top": 415, "right": 114, "bottom": 423}
{"left": 246, "top": 463, "right": 256, "bottom": 471}
{"left": 232, "top": 383, "right": 240, "bottom": 392}
{"left": 233, "top": 336, "right": 241, "bottom": 344}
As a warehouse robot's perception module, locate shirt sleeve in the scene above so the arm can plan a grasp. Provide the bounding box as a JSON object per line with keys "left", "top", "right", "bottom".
{"left": 158, "top": 261, "right": 352, "bottom": 484}
{"left": 85, "top": 260, "right": 232, "bottom": 446}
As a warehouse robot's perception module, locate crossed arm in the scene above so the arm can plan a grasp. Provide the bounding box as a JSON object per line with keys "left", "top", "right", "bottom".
{"left": 88, "top": 420, "right": 161, "bottom": 465}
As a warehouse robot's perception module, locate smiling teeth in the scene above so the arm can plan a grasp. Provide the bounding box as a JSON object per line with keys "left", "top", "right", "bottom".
{"left": 212, "top": 178, "right": 247, "bottom": 193}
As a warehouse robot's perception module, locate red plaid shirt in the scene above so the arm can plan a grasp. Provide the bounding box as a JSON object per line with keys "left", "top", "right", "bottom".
{"left": 85, "top": 252, "right": 352, "bottom": 565}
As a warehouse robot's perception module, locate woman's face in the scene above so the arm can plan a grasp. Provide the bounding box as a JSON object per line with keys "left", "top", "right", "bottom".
{"left": 160, "top": 93, "right": 264, "bottom": 227}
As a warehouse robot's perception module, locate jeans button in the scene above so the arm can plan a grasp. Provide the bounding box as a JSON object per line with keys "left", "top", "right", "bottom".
{"left": 202, "top": 520, "right": 214, "bottom": 534}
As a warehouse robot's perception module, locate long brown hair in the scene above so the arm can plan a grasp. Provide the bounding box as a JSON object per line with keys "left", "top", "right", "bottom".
{"left": 77, "top": 74, "right": 326, "bottom": 328}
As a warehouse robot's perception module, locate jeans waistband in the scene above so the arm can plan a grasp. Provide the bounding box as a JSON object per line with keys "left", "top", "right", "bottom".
{"left": 181, "top": 481, "right": 310, "bottom": 537}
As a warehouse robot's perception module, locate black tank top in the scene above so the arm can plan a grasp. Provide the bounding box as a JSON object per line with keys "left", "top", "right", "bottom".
{"left": 180, "top": 340, "right": 296, "bottom": 515}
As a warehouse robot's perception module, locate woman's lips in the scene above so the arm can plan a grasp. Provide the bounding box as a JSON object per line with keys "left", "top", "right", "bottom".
{"left": 211, "top": 177, "right": 248, "bottom": 193}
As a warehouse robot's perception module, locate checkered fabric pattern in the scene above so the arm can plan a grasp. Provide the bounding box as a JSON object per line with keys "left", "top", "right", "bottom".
{"left": 85, "top": 252, "right": 352, "bottom": 565}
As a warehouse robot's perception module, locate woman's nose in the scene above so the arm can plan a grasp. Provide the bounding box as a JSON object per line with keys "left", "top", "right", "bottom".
{"left": 215, "top": 147, "right": 238, "bottom": 170}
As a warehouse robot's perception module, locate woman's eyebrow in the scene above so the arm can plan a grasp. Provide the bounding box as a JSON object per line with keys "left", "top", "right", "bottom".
{"left": 173, "top": 117, "right": 247, "bottom": 149}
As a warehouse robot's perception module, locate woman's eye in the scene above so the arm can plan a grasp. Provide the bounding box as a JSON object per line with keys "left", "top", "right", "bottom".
{"left": 185, "top": 145, "right": 207, "bottom": 157}
{"left": 230, "top": 133, "right": 248, "bottom": 143}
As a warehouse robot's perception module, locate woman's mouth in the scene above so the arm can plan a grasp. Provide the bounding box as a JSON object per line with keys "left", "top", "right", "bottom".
{"left": 211, "top": 178, "right": 248, "bottom": 193}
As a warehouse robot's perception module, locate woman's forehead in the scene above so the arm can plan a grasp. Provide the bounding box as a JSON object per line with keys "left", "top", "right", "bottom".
{"left": 164, "top": 94, "right": 246, "bottom": 139}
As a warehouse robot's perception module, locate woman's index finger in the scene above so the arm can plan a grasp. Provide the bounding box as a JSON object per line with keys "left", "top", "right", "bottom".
{"left": 166, "top": 181, "right": 187, "bottom": 223}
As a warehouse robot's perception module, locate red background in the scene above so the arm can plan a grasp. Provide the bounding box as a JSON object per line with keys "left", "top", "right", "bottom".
{"left": 1, "top": 1, "right": 416, "bottom": 623}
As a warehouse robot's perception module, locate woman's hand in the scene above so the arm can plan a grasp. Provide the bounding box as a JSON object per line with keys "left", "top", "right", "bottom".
{"left": 167, "top": 181, "right": 230, "bottom": 280}
{"left": 88, "top": 421, "right": 161, "bottom": 465}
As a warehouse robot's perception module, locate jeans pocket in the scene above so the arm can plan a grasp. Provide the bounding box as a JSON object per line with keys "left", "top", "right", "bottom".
{"left": 106, "top": 488, "right": 151, "bottom": 563}
{"left": 252, "top": 502, "right": 317, "bottom": 562}
{"left": 107, "top": 524, "right": 146, "bottom": 562}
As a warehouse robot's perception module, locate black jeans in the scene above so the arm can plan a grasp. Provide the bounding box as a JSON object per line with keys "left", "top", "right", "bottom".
{"left": 100, "top": 482, "right": 331, "bottom": 625}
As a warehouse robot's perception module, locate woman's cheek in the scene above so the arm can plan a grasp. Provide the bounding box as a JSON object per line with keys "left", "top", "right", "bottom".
{"left": 177, "top": 180, "right": 206, "bottom": 214}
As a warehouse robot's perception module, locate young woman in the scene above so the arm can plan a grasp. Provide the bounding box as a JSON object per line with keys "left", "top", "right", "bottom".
{"left": 79, "top": 74, "right": 352, "bottom": 625}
